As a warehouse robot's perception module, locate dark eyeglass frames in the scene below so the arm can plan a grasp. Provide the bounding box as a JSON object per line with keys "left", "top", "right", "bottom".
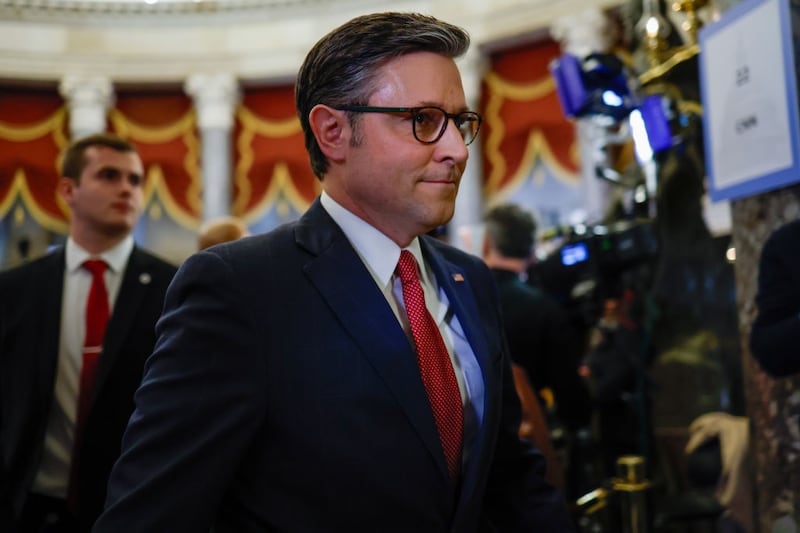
{"left": 334, "top": 105, "right": 482, "bottom": 146}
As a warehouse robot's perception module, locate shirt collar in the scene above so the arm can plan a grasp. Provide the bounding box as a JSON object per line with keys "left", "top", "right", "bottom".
{"left": 65, "top": 235, "right": 134, "bottom": 274}
{"left": 320, "top": 191, "right": 428, "bottom": 288}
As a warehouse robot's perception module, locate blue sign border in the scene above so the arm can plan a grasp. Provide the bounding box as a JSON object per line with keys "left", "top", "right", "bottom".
{"left": 699, "top": 0, "right": 800, "bottom": 201}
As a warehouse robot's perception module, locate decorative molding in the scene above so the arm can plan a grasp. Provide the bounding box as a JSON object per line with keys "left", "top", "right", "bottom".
{"left": 0, "top": 0, "right": 624, "bottom": 84}
{"left": 0, "top": 0, "right": 375, "bottom": 24}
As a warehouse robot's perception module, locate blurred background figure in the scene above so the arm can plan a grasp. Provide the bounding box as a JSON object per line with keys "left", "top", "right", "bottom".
{"left": 0, "top": 133, "right": 176, "bottom": 533}
{"left": 197, "top": 216, "right": 250, "bottom": 250}
{"left": 482, "top": 203, "right": 591, "bottom": 498}
{"left": 583, "top": 295, "right": 646, "bottom": 481}
{"left": 750, "top": 219, "right": 800, "bottom": 378}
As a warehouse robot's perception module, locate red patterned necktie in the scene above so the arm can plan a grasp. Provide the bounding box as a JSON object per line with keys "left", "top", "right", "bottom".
{"left": 396, "top": 250, "right": 463, "bottom": 479}
{"left": 68, "top": 258, "right": 110, "bottom": 509}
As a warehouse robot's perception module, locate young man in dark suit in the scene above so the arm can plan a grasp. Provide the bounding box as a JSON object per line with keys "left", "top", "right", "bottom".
{"left": 0, "top": 133, "right": 176, "bottom": 532}
{"left": 96, "top": 13, "right": 574, "bottom": 532}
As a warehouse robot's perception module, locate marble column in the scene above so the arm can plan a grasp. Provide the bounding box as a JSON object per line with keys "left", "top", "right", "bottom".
{"left": 58, "top": 75, "right": 114, "bottom": 140}
{"left": 451, "top": 48, "right": 487, "bottom": 255}
{"left": 551, "top": 8, "right": 617, "bottom": 225}
{"left": 679, "top": 0, "right": 789, "bottom": 528}
{"left": 184, "top": 73, "right": 240, "bottom": 221}
{"left": 731, "top": 187, "right": 800, "bottom": 532}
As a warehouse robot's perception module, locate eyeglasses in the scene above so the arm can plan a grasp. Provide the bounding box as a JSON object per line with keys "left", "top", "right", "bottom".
{"left": 335, "top": 105, "right": 482, "bottom": 146}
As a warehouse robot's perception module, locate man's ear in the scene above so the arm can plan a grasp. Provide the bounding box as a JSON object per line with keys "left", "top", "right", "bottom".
{"left": 309, "top": 104, "right": 349, "bottom": 162}
{"left": 57, "top": 177, "right": 75, "bottom": 205}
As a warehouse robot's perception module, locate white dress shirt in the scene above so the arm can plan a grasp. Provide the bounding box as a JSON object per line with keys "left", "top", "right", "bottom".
{"left": 32, "top": 235, "right": 133, "bottom": 498}
{"left": 320, "top": 192, "right": 485, "bottom": 465}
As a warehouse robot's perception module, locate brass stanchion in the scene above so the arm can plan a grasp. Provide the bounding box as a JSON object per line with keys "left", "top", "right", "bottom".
{"left": 576, "top": 455, "right": 652, "bottom": 532}
{"left": 613, "top": 455, "right": 651, "bottom": 533}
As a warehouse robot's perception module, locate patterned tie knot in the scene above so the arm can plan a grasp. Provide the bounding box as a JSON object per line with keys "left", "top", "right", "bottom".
{"left": 396, "top": 250, "right": 419, "bottom": 285}
{"left": 83, "top": 258, "right": 107, "bottom": 278}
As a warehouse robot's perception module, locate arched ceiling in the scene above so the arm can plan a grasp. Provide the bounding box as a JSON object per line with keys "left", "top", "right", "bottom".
{"left": 0, "top": 0, "right": 623, "bottom": 85}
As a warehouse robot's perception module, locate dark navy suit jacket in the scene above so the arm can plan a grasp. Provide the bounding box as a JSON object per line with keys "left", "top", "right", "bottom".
{"left": 0, "top": 246, "right": 176, "bottom": 532}
{"left": 96, "top": 199, "right": 573, "bottom": 532}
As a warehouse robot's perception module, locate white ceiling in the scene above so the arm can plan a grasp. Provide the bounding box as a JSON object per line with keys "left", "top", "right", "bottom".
{"left": 0, "top": 0, "right": 624, "bottom": 85}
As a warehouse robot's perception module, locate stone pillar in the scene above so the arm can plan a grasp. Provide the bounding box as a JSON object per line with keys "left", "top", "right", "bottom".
{"left": 451, "top": 47, "right": 487, "bottom": 255}
{"left": 184, "top": 73, "right": 239, "bottom": 221}
{"left": 551, "top": 8, "right": 616, "bottom": 224}
{"left": 731, "top": 186, "right": 800, "bottom": 532}
{"left": 698, "top": 0, "right": 796, "bottom": 529}
{"left": 59, "top": 75, "right": 114, "bottom": 139}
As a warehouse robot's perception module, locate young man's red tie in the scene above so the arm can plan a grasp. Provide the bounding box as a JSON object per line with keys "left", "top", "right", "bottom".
{"left": 68, "top": 259, "right": 110, "bottom": 509}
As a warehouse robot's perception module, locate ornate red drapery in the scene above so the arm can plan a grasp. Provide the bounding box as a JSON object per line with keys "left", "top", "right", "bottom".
{"left": 481, "top": 39, "right": 580, "bottom": 199}
{"left": 0, "top": 38, "right": 579, "bottom": 242}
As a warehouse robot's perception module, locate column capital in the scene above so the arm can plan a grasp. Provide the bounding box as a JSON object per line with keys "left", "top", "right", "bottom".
{"left": 58, "top": 75, "right": 114, "bottom": 138}
{"left": 457, "top": 48, "right": 488, "bottom": 110}
{"left": 550, "top": 7, "right": 615, "bottom": 58}
{"left": 184, "top": 73, "right": 240, "bottom": 131}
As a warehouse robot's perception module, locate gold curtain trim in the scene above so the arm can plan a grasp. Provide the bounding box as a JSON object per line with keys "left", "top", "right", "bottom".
{"left": 237, "top": 106, "right": 302, "bottom": 137}
{"left": 0, "top": 106, "right": 69, "bottom": 178}
{"left": 483, "top": 71, "right": 570, "bottom": 194}
{"left": 490, "top": 129, "right": 581, "bottom": 198}
{"left": 0, "top": 108, "right": 70, "bottom": 233}
{"left": 239, "top": 161, "right": 318, "bottom": 222}
{"left": 234, "top": 105, "right": 312, "bottom": 216}
{"left": 0, "top": 168, "right": 69, "bottom": 234}
{"left": 483, "top": 88, "right": 508, "bottom": 193}
{"left": 109, "top": 108, "right": 202, "bottom": 220}
{"left": 110, "top": 108, "right": 196, "bottom": 143}
{"left": 142, "top": 164, "right": 202, "bottom": 231}
{"left": 0, "top": 108, "right": 67, "bottom": 142}
{"left": 235, "top": 128, "right": 255, "bottom": 214}
{"left": 483, "top": 71, "right": 556, "bottom": 101}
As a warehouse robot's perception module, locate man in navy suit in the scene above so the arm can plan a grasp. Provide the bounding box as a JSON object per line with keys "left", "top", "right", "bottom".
{"left": 96, "top": 12, "right": 573, "bottom": 532}
{"left": 0, "top": 133, "right": 176, "bottom": 532}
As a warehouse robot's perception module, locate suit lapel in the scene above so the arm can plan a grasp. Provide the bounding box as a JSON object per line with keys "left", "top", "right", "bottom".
{"left": 91, "top": 247, "right": 148, "bottom": 405}
{"left": 297, "top": 201, "right": 449, "bottom": 477}
{"left": 421, "top": 239, "right": 492, "bottom": 384}
{"left": 37, "top": 250, "right": 67, "bottom": 416}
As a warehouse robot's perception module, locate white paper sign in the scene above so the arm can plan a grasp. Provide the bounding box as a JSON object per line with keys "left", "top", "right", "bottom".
{"left": 700, "top": 0, "right": 800, "bottom": 200}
